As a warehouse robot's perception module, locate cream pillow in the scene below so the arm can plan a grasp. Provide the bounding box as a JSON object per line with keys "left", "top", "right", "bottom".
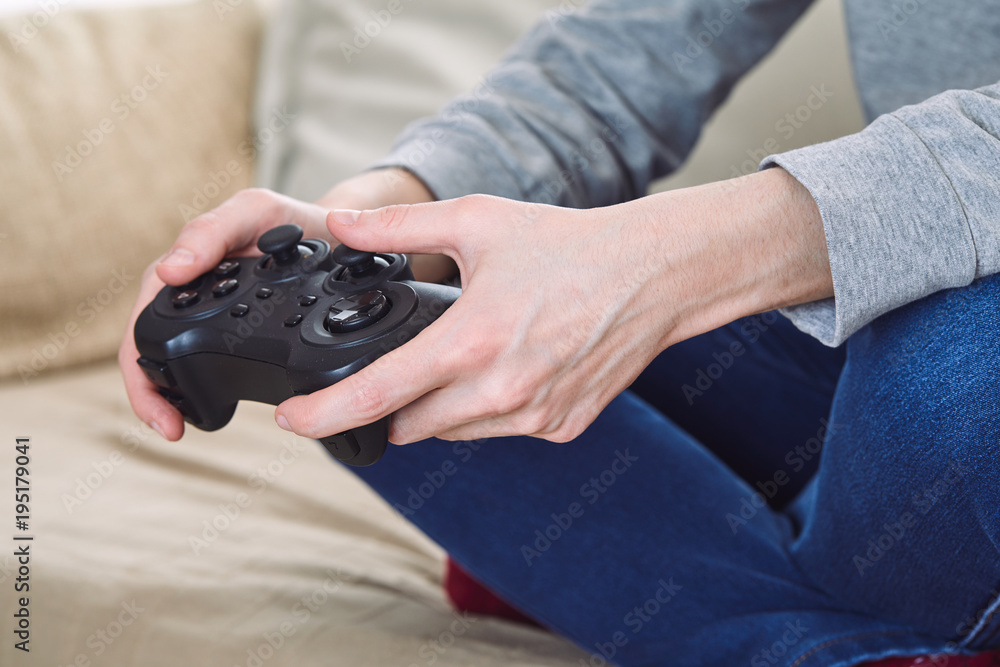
{"left": 0, "top": 0, "right": 262, "bottom": 381}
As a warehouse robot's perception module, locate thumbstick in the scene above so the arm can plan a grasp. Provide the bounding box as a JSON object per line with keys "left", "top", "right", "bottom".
{"left": 257, "top": 225, "right": 304, "bottom": 265}
{"left": 333, "top": 244, "right": 378, "bottom": 277}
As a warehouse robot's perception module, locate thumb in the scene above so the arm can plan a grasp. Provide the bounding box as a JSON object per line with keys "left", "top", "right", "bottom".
{"left": 327, "top": 199, "right": 463, "bottom": 255}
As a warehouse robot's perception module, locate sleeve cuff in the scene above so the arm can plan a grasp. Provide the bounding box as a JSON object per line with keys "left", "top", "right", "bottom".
{"left": 761, "top": 113, "right": 977, "bottom": 346}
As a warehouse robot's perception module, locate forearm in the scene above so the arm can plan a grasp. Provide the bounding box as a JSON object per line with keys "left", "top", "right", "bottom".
{"left": 374, "top": 0, "right": 816, "bottom": 207}
{"left": 634, "top": 167, "right": 831, "bottom": 348}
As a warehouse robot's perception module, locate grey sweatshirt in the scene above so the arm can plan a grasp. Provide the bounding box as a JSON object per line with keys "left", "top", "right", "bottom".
{"left": 373, "top": 0, "right": 1000, "bottom": 346}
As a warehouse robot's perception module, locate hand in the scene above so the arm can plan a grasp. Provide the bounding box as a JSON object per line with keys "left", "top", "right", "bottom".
{"left": 274, "top": 168, "right": 833, "bottom": 445}
{"left": 119, "top": 169, "right": 436, "bottom": 440}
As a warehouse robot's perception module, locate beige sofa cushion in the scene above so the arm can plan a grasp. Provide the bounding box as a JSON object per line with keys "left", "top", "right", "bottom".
{"left": 0, "top": 1, "right": 261, "bottom": 382}
{"left": 0, "top": 360, "right": 587, "bottom": 665}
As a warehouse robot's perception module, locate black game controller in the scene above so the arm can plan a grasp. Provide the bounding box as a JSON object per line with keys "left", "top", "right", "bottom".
{"left": 134, "top": 224, "right": 461, "bottom": 466}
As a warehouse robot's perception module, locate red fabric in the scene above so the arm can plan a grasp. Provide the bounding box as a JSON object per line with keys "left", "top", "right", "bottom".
{"left": 443, "top": 558, "right": 1000, "bottom": 665}
{"left": 862, "top": 654, "right": 1000, "bottom": 667}
{"left": 443, "top": 558, "right": 541, "bottom": 627}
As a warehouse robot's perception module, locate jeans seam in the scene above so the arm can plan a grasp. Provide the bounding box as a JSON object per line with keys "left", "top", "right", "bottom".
{"left": 787, "top": 629, "right": 914, "bottom": 667}
{"left": 959, "top": 587, "right": 1000, "bottom": 649}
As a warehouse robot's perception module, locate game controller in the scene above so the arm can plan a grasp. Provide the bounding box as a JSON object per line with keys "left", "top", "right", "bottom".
{"left": 134, "top": 224, "right": 461, "bottom": 466}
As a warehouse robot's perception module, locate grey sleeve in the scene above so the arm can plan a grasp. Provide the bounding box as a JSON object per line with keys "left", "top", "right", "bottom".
{"left": 373, "top": 0, "right": 816, "bottom": 207}
{"left": 763, "top": 82, "right": 1000, "bottom": 346}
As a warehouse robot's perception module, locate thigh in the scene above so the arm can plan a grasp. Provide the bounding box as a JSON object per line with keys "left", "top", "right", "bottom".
{"left": 349, "top": 390, "right": 947, "bottom": 666}
{"left": 629, "top": 312, "right": 846, "bottom": 507}
{"left": 790, "top": 274, "right": 1000, "bottom": 649}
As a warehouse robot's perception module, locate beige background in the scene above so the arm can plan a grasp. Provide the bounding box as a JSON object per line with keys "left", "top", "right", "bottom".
{"left": 254, "top": 0, "right": 866, "bottom": 199}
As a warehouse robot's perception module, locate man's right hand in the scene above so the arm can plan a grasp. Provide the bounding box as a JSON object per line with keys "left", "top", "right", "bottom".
{"left": 118, "top": 168, "right": 439, "bottom": 441}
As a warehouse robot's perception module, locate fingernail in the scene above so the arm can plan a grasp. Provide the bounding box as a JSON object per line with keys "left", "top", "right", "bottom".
{"left": 160, "top": 248, "right": 195, "bottom": 266}
{"left": 331, "top": 209, "right": 360, "bottom": 225}
{"left": 150, "top": 421, "right": 166, "bottom": 439}
{"left": 276, "top": 415, "right": 291, "bottom": 431}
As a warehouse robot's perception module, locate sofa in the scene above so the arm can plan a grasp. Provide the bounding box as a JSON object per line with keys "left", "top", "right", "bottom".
{"left": 4, "top": 0, "right": 949, "bottom": 665}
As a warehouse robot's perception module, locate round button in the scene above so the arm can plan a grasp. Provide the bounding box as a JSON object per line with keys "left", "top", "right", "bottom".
{"left": 171, "top": 289, "right": 200, "bottom": 309}
{"left": 324, "top": 290, "right": 389, "bottom": 333}
{"left": 284, "top": 314, "right": 303, "bottom": 327}
{"left": 256, "top": 287, "right": 273, "bottom": 299}
{"left": 298, "top": 295, "right": 318, "bottom": 307}
{"left": 230, "top": 304, "right": 249, "bottom": 318}
{"left": 211, "top": 278, "right": 239, "bottom": 297}
{"left": 214, "top": 260, "right": 240, "bottom": 277}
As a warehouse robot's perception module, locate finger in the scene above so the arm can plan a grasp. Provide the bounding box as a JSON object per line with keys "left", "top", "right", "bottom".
{"left": 386, "top": 390, "right": 485, "bottom": 444}
{"left": 156, "top": 189, "right": 329, "bottom": 286}
{"left": 326, "top": 195, "right": 493, "bottom": 257}
{"left": 274, "top": 327, "right": 454, "bottom": 440}
{"left": 118, "top": 265, "right": 186, "bottom": 440}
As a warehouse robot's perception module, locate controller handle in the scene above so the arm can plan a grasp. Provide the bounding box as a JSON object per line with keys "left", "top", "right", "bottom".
{"left": 258, "top": 224, "right": 304, "bottom": 265}
{"left": 319, "top": 418, "right": 389, "bottom": 467}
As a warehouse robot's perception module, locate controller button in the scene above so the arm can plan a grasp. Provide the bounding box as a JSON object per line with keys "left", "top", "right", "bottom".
{"left": 211, "top": 278, "right": 239, "bottom": 297}
{"left": 171, "top": 289, "right": 200, "bottom": 308}
{"left": 298, "top": 295, "right": 318, "bottom": 307}
{"left": 137, "top": 357, "right": 175, "bottom": 389}
{"left": 256, "top": 287, "right": 273, "bottom": 299}
{"left": 214, "top": 260, "right": 240, "bottom": 277}
{"left": 283, "top": 314, "right": 303, "bottom": 327}
{"left": 324, "top": 431, "right": 361, "bottom": 460}
{"left": 230, "top": 304, "right": 250, "bottom": 318}
{"left": 323, "top": 290, "right": 389, "bottom": 333}
{"left": 161, "top": 390, "right": 189, "bottom": 417}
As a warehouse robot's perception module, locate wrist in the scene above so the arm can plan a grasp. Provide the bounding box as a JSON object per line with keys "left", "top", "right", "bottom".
{"left": 726, "top": 167, "right": 832, "bottom": 312}
{"left": 635, "top": 168, "right": 832, "bottom": 348}
{"left": 315, "top": 167, "right": 436, "bottom": 210}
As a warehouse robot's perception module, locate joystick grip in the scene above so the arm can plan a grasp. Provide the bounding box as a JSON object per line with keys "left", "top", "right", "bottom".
{"left": 258, "top": 224, "right": 304, "bottom": 265}
{"left": 334, "top": 244, "right": 379, "bottom": 278}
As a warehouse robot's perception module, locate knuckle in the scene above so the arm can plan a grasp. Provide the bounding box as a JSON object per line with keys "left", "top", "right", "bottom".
{"left": 514, "top": 409, "right": 551, "bottom": 435}
{"left": 455, "top": 193, "right": 493, "bottom": 211}
{"left": 376, "top": 204, "right": 411, "bottom": 233}
{"left": 224, "top": 188, "right": 282, "bottom": 224}
{"left": 183, "top": 210, "right": 224, "bottom": 237}
{"left": 234, "top": 187, "right": 278, "bottom": 209}
{"left": 348, "top": 381, "right": 388, "bottom": 421}
{"left": 289, "top": 405, "right": 324, "bottom": 438}
{"left": 544, "top": 429, "right": 577, "bottom": 444}
{"left": 545, "top": 414, "right": 587, "bottom": 443}
{"left": 481, "top": 379, "right": 534, "bottom": 417}
{"left": 452, "top": 328, "right": 504, "bottom": 371}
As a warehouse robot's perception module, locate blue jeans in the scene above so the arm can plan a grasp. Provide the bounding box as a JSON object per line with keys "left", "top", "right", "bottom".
{"left": 348, "top": 275, "right": 1000, "bottom": 666}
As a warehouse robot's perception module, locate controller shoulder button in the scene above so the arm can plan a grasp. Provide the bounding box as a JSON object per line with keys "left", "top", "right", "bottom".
{"left": 137, "top": 357, "right": 176, "bottom": 389}
{"left": 322, "top": 431, "right": 361, "bottom": 460}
